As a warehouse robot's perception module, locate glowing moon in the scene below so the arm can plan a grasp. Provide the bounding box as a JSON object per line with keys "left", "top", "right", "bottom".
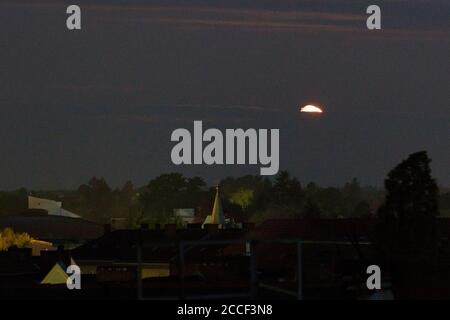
{"left": 300, "top": 104, "right": 323, "bottom": 113}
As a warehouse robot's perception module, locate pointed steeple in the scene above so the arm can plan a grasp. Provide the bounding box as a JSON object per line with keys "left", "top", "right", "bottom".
{"left": 203, "top": 185, "right": 226, "bottom": 227}
{"left": 210, "top": 185, "right": 225, "bottom": 225}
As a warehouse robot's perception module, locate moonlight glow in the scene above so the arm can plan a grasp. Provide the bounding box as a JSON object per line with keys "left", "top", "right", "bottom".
{"left": 300, "top": 105, "right": 323, "bottom": 113}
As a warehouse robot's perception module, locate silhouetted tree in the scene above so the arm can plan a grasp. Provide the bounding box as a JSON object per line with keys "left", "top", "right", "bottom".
{"left": 271, "top": 171, "right": 303, "bottom": 207}
{"left": 76, "top": 177, "right": 114, "bottom": 223}
{"left": 0, "top": 188, "right": 28, "bottom": 216}
{"left": 139, "top": 173, "right": 207, "bottom": 225}
{"left": 119, "top": 181, "right": 134, "bottom": 205}
{"left": 352, "top": 200, "right": 371, "bottom": 218}
{"left": 303, "top": 198, "right": 321, "bottom": 219}
{"left": 376, "top": 151, "right": 439, "bottom": 257}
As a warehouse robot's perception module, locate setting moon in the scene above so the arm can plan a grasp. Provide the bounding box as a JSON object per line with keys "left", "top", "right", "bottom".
{"left": 300, "top": 104, "right": 323, "bottom": 113}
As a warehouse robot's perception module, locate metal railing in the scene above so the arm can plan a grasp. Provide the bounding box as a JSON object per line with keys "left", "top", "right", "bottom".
{"left": 136, "top": 239, "right": 370, "bottom": 300}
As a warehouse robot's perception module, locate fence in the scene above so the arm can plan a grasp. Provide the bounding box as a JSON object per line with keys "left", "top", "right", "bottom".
{"left": 136, "top": 239, "right": 370, "bottom": 300}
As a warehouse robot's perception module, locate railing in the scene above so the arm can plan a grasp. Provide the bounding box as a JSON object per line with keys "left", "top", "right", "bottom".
{"left": 136, "top": 239, "right": 370, "bottom": 300}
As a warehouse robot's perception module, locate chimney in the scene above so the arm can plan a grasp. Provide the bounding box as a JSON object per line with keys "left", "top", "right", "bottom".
{"left": 104, "top": 224, "right": 111, "bottom": 234}
{"left": 204, "top": 224, "right": 218, "bottom": 235}
{"left": 165, "top": 224, "right": 177, "bottom": 236}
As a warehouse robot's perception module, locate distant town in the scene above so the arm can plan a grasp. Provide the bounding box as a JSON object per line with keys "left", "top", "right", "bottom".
{"left": 0, "top": 151, "right": 449, "bottom": 299}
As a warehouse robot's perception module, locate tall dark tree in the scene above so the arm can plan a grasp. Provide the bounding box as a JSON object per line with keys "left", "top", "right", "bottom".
{"left": 0, "top": 188, "right": 27, "bottom": 216}
{"left": 303, "top": 198, "right": 322, "bottom": 219}
{"left": 352, "top": 200, "right": 371, "bottom": 218}
{"left": 119, "top": 181, "right": 135, "bottom": 205}
{"left": 271, "top": 171, "right": 303, "bottom": 206}
{"left": 80, "top": 177, "right": 114, "bottom": 223}
{"left": 139, "top": 173, "right": 207, "bottom": 225}
{"left": 376, "top": 151, "right": 439, "bottom": 257}
{"left": 140, "top": 173, "right": 185, "bottom": 218}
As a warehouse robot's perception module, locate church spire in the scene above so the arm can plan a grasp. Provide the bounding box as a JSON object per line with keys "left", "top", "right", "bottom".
{"left": 210, "top": 185, "right": 225, "bottom": 225}
{"left": 203, "top": 184, "right": 226, "bottom": 227}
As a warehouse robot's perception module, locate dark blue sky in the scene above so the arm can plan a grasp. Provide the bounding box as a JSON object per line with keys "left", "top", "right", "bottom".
{"left": 0, "top": 0, "right": 449, "bottom": 190}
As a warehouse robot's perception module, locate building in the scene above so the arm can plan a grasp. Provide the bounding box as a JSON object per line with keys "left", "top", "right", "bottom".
{"left": 174, "top": 208, "right": 195, "bottom": 225}
{"left": 28, "top": 196, "right": 80, "bottom": 218}
{"left": 0, "top": 210, "right": 103, "bottom": 248}
{"left": 40, "top": 262, "right": 69, "bottom": 285}
{"left": 71, "top": 224, "right": 248, "bottom": 274}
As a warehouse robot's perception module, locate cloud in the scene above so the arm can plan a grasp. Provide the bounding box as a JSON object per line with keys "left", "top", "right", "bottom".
{"left": 99, "top": 6, "right": 448, "bottom": 40}
{"left": 92, "top": 5, "right": 368, "bottom": 34}
{"left": 3, "top": 1, "right": 448, "bottom": 40}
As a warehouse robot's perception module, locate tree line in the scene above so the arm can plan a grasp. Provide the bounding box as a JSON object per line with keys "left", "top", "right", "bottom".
{"left": 0, "top": 151, "right": 448, "bottom": 230}
{"left": 0, "top": 173, "right": 384, "bottom": 226}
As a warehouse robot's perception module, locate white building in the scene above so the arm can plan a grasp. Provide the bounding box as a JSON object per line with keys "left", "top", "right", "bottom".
{"left": 28, "top": 196, "right": 80, "bottom": 218}
{"left": 173, "top": 208, "right": 195, "bottom": 225}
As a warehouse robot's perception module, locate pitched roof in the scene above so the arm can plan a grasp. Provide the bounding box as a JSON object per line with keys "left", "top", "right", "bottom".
{"left": 0, "top": 211, "right": 103, "bottom": 241}
{"left": 28, "top": 196, "right": 80, "bottom": 218}
{"left": 41, "top": 263, "right": 68, "bottom": 285}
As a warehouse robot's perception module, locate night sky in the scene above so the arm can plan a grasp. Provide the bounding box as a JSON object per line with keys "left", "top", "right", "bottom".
{"left": 0, "top": 0, "right": 449, "bottom": 190}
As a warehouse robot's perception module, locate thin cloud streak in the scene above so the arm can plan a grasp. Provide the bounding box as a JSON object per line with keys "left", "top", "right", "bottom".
{"left": 5, "top": 1, "right": 448, "bottom": 39}
{"left": 87, "top": 4, "right": 450, "bottom": 40}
